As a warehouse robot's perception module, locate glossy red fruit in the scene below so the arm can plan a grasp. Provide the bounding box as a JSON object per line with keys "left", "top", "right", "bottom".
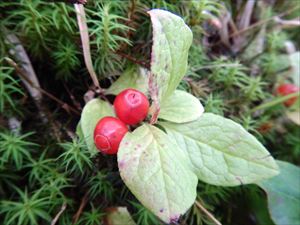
{"left": 276, "top": 84, "right": 299, "bottom": 107}
{"left": 94, "top": 117, "right": 128, "bottom": 154}
{"left": 114, "top": 89, "right": 150, "bottom": 125}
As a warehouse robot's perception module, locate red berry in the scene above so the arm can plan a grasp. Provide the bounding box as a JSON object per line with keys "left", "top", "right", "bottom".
{"left": 276, "top": 84, "right": 299, "bottom": 107}
{"left": 94, "top": 117, "right": 128, "bottom": 154}
{"left": 114, "top": 89, "right": 150, "bottom": 125}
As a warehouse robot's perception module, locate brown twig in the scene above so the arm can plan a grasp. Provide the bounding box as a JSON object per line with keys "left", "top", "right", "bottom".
{"left": 5, "top": 57, "right": 80, "bottom": 116}
{"left": 115, "top": 50, "right": 149, "bottom": 68}
{"left": 5, "top": 31, "right": 43, "bottom": 109}
{"left": 63, "top": 83, "right": 82, "bottom": 111}
{"left": 195, "top": 200, "right": 222, "bottom": 225}
{"left": 214, "top": 5, "right": 300, "bottom": 47}
{"left": 51, "top": 0, "right": 87, "bottom": 3}
{"left": 229, "top": 5, "right": 300, "bottom": 38}
{"left": 72, "top": 192, "right": 89, "bottom": 225}
{"left": 51, "top": 202, "right": 67, "bottom": 225}
{"left": 274, "top": 16, "right": 300, "bottom": 28}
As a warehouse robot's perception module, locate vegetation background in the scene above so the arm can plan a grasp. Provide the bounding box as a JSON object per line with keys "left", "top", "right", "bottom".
{"left": 0, "top": 0, "right": 299, "bottom": 225}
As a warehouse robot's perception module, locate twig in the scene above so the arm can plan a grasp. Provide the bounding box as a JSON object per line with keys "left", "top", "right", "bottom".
{"left": 4, "top": 31, "right": 48, "bottom": 121}
{"left": 72, "top": 192, "right": 89, "bottom": 225}
{"left": 195, "top": 200, "right": 222, "bottom": 225}
{"left": 5, "top": 57, "right": 80, "bottom": 116}
{"left": 74, "top": 4, "right": 102, "bottom": 92}
{"left": 51, "top": 202, "right": 67, "bottom": 225}
{"left": 4, "top": 31, "right": 77, "bottom": 142}
{"left": 51, "top": 0, "right": 87, "bottom": 3}
{"left": 229, "top": 5, "right": 300, "bottom": 38}
{"left": 274, "top": 16, "right": 300, "bottom": 28}
{"left": 217, "top": 11, "right": 231, "bottom": 47}
{"left": 236, "top": 0, "right": 255, "bottom": 30}
{"left": 115, "top": 50, "right": 149, "bottom": 69}
{"left": 232, "top": 0, "right": 256, "bottom": 53}
{"left": 63, "top": 83, "right": 82, "bottom": 111}
{"left": 213, "top": 5, "right": 300, "bottom": 47}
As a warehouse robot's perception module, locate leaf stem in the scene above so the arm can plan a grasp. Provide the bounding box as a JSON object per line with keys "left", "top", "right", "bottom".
{"left": 195, "top": 200, "right": 222, "bottom": 225}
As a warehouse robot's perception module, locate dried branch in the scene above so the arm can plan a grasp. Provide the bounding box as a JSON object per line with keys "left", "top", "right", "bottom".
{"left": 195, "top": 200, "right": 222, "bottom": 225}
{"left": 115, "top": 50, "right": 149, "bottom": 69}
{"left": 274, "top": 16, "right": 300, "bottom": 28}
{"left": 50, "top": 0, "right": 87, "bottom": 4}
{"left": 5, "top": 32, "right": 49, "bottom": 123}
{"left": 5, "top": 33, "right": 43, "bottom": 102}
{"left": 214, "top": 5, "right": 300, "bottom": 48}
{"left": 4, "top": 31, "right": 78, "bottom": 142}
{"left": 218, "top": 11, "right": 231, "bottom": 47}
{"left": 236, "top": 0, "right": 255, "bottom": 30}
{"left": 230, "top": 5, "right": 300, "bottom": 38}
{"left": 5, "top": 57, "right": 80, "bottom": 116}
{"left": 232, "top": 0, "right": 256, "bottom": 53}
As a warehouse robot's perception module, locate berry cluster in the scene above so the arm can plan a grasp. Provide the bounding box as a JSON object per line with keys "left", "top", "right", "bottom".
{"left": 94, "top": 89, "right": 149, "bottom": 154}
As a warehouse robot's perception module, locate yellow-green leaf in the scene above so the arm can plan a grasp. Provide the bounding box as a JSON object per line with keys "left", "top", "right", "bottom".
{"left": 158, "top": 90, "right": 204, "bottom": 123}
{"left": 118, "top": 124, "right": 197, "bottom": 223}
{"left": 160, "top": 113, "right": 279, "bottom": 186}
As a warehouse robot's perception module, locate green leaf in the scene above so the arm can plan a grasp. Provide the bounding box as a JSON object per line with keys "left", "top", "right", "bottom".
{"left": 81, "top": 99, "right": 114, "bottom": 155}
{"left": 117, "top": 124, "right": 197, "bottom": 223}
{"left": 160, "top": 113, "right": 279, "bottom": 186}
{"left": 105, "top": 207, "right": 136, "bottom": 225}
{"left": 158, "top": 90, "right": 204, "bottom": 123}
{"left": 148, "top": 9, "right": 193, "bottom": 104}
{"left": 106, "top": 66, "right": 148, "bottom": 95}
{"left": 258, "top": 160, "right": 300, "bottom": 225}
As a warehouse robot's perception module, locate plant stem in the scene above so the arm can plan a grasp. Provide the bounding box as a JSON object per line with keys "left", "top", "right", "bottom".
{"left": 195, "top": 200, "right": 222, "bottom": 225}
{"left": 250, "top": 92, "right": 300, "bottom": 113}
